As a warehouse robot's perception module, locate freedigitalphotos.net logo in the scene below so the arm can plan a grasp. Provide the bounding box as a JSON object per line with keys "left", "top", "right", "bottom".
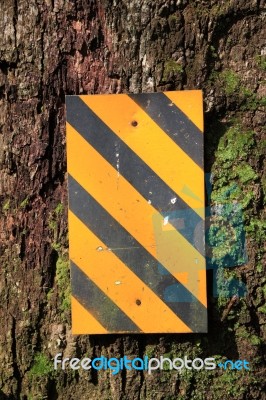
{"left": 54, "top": 354, "right": 250, "bottom": 375}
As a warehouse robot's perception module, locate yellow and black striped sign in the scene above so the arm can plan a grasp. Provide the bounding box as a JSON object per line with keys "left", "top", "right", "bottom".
{"left": 66, "top": 91, "right": 207, "bottom": 334}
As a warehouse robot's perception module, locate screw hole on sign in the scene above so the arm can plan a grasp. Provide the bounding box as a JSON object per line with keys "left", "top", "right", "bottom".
{"left": 136, "top": 299, "right": 141, "bottom": 306}
{"left": 131, "top": 120, "right": 138, "bottom": 127}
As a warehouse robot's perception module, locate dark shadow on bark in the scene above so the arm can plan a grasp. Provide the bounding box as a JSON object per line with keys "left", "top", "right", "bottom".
{"left": 0, "top": 391, "right": 16, "bottom": 400}
{"left": 204, "top": 111, "right": 229, "bottom": 172}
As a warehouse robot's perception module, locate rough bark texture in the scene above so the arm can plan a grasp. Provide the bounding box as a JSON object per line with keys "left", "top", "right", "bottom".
{"left": 0, "top": 0, "right": 265, "bottom": 399}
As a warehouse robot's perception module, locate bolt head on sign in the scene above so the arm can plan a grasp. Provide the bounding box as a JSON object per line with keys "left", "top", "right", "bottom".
{"left": 66, "top": 90, "right": 206, "bottom": 334}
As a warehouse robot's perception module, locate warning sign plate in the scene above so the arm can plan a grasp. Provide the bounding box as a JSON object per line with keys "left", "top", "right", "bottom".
{"left": 66, "top": 91, "right": 207, "bottom": 334}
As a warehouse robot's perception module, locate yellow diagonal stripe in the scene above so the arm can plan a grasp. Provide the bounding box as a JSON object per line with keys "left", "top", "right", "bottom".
{"left": 72, "top": 296, "right": 108, "bottom": 334}
{"left": 80, "top": 95, "right": 204, "bottom": 219}
{"left": 164, "top": 90, "right": 204, "bottom": 131}
{"left": 67, "top": 123, "right": 206, "bottom": 304}
{"left": 69, "top": 210, "right": 192, "bottom": 333}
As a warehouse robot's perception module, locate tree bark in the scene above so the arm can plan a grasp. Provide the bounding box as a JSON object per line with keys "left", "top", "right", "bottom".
{"left": 0, "top": 0, "right": 265, "bottom": 399}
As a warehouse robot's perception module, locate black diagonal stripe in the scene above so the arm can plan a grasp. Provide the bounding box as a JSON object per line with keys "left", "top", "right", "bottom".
{"left": 71, "top": 261, "right": 141, "bottom": 332}
{"left": 69, "top": 176, "right": 207, "bottom": 332}
{"left": 129, "top": 92, "right": 203, "bottom": 168}
{"left": 66, "top": 96, "right": 203, "bottom": 255}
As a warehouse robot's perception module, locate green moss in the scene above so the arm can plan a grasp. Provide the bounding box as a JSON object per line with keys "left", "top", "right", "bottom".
{"left": 168, "top": 14, "right": 178, "bottom": 24}
{"left": 250, "top": 334, "right": 261, "bottom": 346}
{"left": 236, "top": 326, "right": 250, "bottom": 339}
{"left": 259, "top": 96, "right": 266, "bottom": 107}
{"left": 223, "top": 71, "right": 240, "bottom": 95}
{"left": 29, "top": 353, "right": 54, "bottom": 378}
{"left": 234, "top": 164, "right": 258, "bottom": 184}
{"left": 240, "top": 88, "right": 266, "bottom": 111}
{"left": 258, "top": 304, "right": 266, "bottom": 314}
{"left": 56, "top": 256, "right": 71, "bottom": 314}
{"left": 2, "top": 199, "right": 10, "bottom": 211}
{"left": 48, "top": 218, "right": 57, "bottom": 231}
{"left": 219, "top": 70, "right": 241, "bottom": 95}
{"left": 211, "top": 124, "right": 258, "bottom": 221}
{"left": 191, "top": 1, "right": 231, "bottom": 18}
{"left": 256, "top": 55, "right": 266, "bottom": 71}
{"left": 163, "top": 59, "right": 183, "bottom": 81}
{"left": 216, "top": 269, "right": 245, "bottom": 308}
{"left": 20, "top": 197, "right": 29, "bottom": 208}
{"left": 256, "top": 263, "right": 263, "bottom": 273}
{"left": 208, "top": 195, "right": 247, "bottom": 272}
{"left": 47, "top": 288, "right": 54, "bottom": 301}
{"left": 237, "top": 328, "right": 262, "bottom": 345}
{"left": 214, "top": 125, "right": 255, "bottom": 166}
{"left": 210, "top": 67, "right": 265, "bottom": 110}
{"left": 214, "top": 370, "right": 245, "bottom": 396}
{"left": 209, "top": 45, "right": 218, "bottom": 58}
{"left": 245, "top": 218, "right": 266, "bottom": 243}
{"left": 144, "top": 345, "right": 155, "bottom": 358}
{"left": 55, "top": 202, "right": 64, "bottom": 215}
{"left": 51, "top": 241, "right": 61, "bottom": 251}
{"left": 27, "top": 394, "right": 44, "bottom": 400}
{"left": 208, "top": 122, "right": 263, "bottom": 306}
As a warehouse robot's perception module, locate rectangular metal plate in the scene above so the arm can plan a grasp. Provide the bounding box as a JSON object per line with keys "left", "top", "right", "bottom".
{"left": 66, "top": 91, "right": 207, "bottom": 334}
